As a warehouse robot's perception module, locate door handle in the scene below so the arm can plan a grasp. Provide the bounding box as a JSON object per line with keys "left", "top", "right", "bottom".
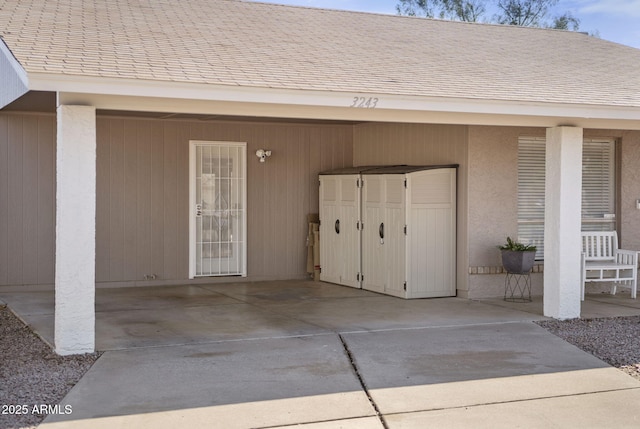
{"left": 335, "top": 219, "right": 340, "bottom": 234}
{"left": 195, "top": 204, "right": 203, "bottom": 217}
{"left": 379, "top": 222, "right": 384, "bottom": 241}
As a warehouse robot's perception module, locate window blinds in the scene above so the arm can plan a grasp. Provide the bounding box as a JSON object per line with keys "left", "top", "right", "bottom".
{"left": 517, "top": 137, "right": 615, "bottom": 260}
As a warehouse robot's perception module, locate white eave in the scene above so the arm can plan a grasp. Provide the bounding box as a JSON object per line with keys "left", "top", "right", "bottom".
{"left": 27, "top": 72, "right": 640, "bottom": 130}
{"left": 0, "top": 39, "right": 29, "bottom": 109}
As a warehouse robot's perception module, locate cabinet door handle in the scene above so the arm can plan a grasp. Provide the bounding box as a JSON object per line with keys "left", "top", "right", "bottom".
{"left": 335, "top": 219, "right": 340, "bottom": 234}
{"left": 379, "top": 222, "right": 384, "bottom": 239}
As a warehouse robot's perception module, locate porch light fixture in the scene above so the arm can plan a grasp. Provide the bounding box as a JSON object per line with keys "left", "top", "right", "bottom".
{"left": 256, "top": 149, "right": 272, "bottom": 163}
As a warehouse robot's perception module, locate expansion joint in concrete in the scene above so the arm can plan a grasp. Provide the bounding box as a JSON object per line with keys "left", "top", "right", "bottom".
{"left": 338, "top": 333, "right": 388, "bottom": 429}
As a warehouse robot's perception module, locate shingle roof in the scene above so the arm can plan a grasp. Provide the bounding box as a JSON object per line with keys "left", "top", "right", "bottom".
{"left": 1, "top": 0, "right": 639, "bottom": 108}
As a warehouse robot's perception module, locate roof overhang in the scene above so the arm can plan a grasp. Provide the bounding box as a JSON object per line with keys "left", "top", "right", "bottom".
{"left": 24, "top": 73, "right": 640, "bottom": 130}
{"left": 0, "top": 39, "right": 29, "bottom": 109}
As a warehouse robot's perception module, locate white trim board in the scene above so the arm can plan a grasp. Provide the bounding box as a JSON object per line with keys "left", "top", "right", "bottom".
{"left": 24, "top": 71, "right": 638, "bottom": 130}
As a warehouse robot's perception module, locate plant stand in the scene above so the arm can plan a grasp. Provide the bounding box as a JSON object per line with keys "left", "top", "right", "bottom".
{"left": 504, "top": 271, "right": 532, "bottom": 302}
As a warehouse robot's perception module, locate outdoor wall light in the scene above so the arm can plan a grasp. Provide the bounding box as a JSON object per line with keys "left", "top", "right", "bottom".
{"left": 256, "top": 149, "right": 272, "bottom": 163}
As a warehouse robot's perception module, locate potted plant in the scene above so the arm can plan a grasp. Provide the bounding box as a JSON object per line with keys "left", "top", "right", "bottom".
{"left": 499, "top": 237, "right": 537, "bottom": 274}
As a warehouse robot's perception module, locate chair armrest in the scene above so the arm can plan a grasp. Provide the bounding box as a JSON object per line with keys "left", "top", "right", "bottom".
{"left": 617, "top": 249, "right": 637, "bottom": 256}
{"left": 616, "top": 249, "right": 638, "bottom": 265}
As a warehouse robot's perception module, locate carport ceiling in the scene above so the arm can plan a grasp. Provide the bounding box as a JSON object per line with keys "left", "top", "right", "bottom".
{"left": 2, "top": 91, "right": 362, "bottom": 125}
{"left": 98, "top": 109, "right": 363, "bottom": 125}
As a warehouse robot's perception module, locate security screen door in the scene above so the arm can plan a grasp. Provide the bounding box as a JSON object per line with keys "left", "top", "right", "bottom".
{"left": 189, "top": 141, "right": 246, "bottom": 278}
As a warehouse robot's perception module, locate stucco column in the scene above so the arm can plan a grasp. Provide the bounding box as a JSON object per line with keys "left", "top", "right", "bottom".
{"left": 55, "top": 105, "right": 96, "bottom": 355}
{"left": 543, "top": 126, "right": 583, "bottom": 319}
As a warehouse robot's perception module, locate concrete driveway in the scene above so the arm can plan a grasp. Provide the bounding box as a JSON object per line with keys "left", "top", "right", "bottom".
{"left": 2, "top": 280, "right": 640, "bottom": 428}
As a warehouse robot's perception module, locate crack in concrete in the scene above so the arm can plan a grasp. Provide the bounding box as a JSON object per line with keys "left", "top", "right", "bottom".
{"left": 256, "top": 416, "right": 377, "bottom": 429}
{"left": 382, "top": 386, "right": 640, "bottom": 418}
{"left": 339, "top": 333, "right": 389, "bottom": 429}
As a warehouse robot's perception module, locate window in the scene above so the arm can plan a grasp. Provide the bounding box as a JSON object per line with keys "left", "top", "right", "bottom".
{"left": 517, "top": 137, "right": 616, "bottom": 260}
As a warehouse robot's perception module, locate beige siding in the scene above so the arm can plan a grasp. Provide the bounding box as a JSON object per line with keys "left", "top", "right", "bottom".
{"left": 95, "top": 117, "right": 353, "bottom": 285}
{"left": 4, "top": 109, "right": 637, "bottom": 296}
{"left": 353, "top": 122, "right": 469, "bottom": 293}
{"left": 353, "top": 123, "right": 468, "bottom": 167}
{"left": 0, "top": 113, "right": 352, "bottom": 287}
{"left": 0, "top": 113, "right": 56, "bottom": 286}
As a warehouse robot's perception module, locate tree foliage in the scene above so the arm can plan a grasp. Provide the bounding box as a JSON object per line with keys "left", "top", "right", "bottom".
{"left": 441, "top": 0, "right": 487, "bottom": 22}
{"left": 396, "top": 0, "right": 435, "bottom": 17}
{"left": 550, "top": 11, "right": 580, "bottom": 31}
{"left": 395, "top": 0, "right": 580, "bottom": 30}
{"left": 496, "top": 0, "right": 556, "bottom": 27}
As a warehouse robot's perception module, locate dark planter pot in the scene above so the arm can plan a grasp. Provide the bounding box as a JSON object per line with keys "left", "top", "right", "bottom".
{"left": 501, "top": 250, "right": 536, "bottom": 274}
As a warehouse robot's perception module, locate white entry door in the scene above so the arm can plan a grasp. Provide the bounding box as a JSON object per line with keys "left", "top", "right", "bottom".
{"left": 189, "top": 141, "right": 247, "bottom": 278}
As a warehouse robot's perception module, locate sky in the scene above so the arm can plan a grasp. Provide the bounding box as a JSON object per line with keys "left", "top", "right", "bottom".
{"left": 250, "top": 0, "right": 640, "bottom": 49}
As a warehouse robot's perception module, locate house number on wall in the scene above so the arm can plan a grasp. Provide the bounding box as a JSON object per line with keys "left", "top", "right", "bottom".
{"left": 350, "top": 97, "right": 379, "bottom": 108}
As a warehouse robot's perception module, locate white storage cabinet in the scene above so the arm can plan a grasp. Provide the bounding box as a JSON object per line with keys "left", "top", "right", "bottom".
{"left": 362, "top": 166, "right": 457, "bottom": 298}
{"left": 318, "top": 167, "right": 371, "bottom": 288}
{"left": 319, "top": 165, "right": 457, "bottom": 299}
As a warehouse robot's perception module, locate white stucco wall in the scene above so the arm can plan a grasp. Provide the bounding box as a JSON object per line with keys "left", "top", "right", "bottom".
{"left": 620, "top": 131, "right": 640, "bottom": 250}
{"left": 543, "top": 127, "right": 583, "bottom": 319}
{"left": 55, "top": 105, "right": 96, "bottom": 355}
{"left": 466, "top": 126, "right": 635, "bottom": 302}
{"left": 466, "top": 126, "right": 545, "bottom": 298}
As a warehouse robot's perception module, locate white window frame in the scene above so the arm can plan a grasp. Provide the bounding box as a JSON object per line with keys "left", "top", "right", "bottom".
{"left": 517, "top": 137, "right": 616, "bottom": 260}
{"left": 189, "top": 141, "right": 247, "bottom": 278}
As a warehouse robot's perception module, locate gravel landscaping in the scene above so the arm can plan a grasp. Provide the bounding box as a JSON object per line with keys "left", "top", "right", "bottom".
{"left": 0, "top": 305, "right": 101, "bottom": 429}
{"left": 0, "top": 304, "right": 639, "bottom": 429}
{"left": 536, "top": 316, "right": 640, "bottom": 381}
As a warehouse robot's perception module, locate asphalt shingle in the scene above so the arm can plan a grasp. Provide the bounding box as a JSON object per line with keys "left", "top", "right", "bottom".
{"left": 1, "top": 0, "right": 639, "bottom": 108}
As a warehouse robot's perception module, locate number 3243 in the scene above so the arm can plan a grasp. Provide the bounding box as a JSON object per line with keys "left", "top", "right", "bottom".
{"left": 350, "top": 97, "right": 379, "bottom": 108}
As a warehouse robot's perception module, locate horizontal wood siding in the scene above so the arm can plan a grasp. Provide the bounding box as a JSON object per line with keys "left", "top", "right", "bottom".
{"left": 0, "top": 113, "right": 55, "bottom": 286}
{"left": 96, "top": 117, "right": 353, "bottom": 285}
{"left": 353, "top": 122, "right": 469, "bottom": 293}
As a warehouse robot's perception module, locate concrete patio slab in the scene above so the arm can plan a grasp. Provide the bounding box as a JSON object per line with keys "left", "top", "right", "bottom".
{"left": 0, "top": 290, "right": 55, "bottom": 316}
{"left": 1, "top": 282, "right": 552, "bottom": 352}
{"left": 257, "top": 296, "right": 543, "bottom": 333}
{"left": 267, "top": 417, "right": 385, "bottom": 428}
{"left": 22, "top": 302, "right": 332, "bottom": 350}
{"left": 94, "top": 285, "right": 241, "bottom": 312}
{"left": 3, "top": 281, "right": 640, "bottom": 429}
{"left": 42, "top": 402, "right": 384, "bottom": 429}
{"left": 95, "top": 303, "right": 330, "bottom": 350}
{"left": 384, "top": 388, "right": 640, "bottom": 429}
{"left": 479, "top": 292, "right": 640, "bottom": 319}
{"left": 581, "top": 292, "right": 640, "bottom": 317}
{"left": 342, "top": 322, "right": 611, "bottom": 391}
{"left": 202, "top": 280, "right": 378, "bottom": 302}
{"left": 370, "top": 367, "right": 639, "bottom": 415}
{"left": 42, "top": 335, "right": 377, "bottom": 428}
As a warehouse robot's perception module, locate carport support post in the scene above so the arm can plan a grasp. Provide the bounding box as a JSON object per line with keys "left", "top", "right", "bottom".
{"left": 543, "top": 126, "right": 583, "bottom": 320}
{"left": 54, "top": 105, "right": 97, "bottom": 355}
